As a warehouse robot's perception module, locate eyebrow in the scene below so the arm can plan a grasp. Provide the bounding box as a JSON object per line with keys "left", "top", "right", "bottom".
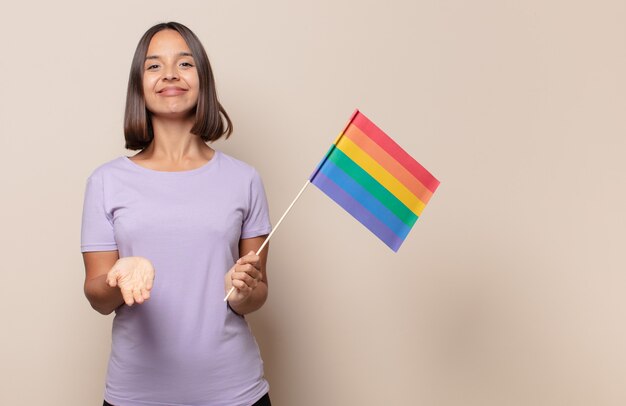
{"left": 145, "top": 51, "right": 194, "bottom": 60}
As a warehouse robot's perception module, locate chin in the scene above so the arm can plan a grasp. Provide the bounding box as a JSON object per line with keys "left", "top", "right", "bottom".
{"left": 150, "top": 106, "right": 196, "bottom": 119}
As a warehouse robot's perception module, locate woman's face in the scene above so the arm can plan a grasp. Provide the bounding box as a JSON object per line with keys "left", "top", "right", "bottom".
{"left": 142, "top": 29, "right": 200, "bottom": 119}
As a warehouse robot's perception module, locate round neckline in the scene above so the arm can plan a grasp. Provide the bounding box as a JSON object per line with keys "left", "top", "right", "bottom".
{"left": 122, "top": 150, "right": 220, "bottom": 175}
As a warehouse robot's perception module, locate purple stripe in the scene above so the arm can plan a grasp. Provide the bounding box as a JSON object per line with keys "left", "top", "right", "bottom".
{"left": 311, "top": 172, "right": 404, "bottom": 251}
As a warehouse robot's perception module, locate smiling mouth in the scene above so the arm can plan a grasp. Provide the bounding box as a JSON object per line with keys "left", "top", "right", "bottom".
{"left": 158, "top": 87, "right": 188, "bottom": 96}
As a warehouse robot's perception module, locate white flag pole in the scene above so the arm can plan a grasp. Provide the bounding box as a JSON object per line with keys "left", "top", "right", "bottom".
{"left": 224, "top": 179, "right": 312, "bottom": 302}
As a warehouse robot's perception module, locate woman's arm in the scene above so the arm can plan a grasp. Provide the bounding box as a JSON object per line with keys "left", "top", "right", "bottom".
{"left": 83, "top": 252, "right": 155, "bottom": 315}
{"left": 226, "top": 236, "right": 269, "bottom": 315}
{"left": 83, "top": 251, "right": 124, "bottom": 315}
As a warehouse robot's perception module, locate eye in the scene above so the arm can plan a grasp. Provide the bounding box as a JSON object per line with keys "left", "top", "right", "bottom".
{"left": 146, "top": 64, "right": 160, "bottom": 70}
{"left": 180, "top": 62, "right": 194, "bottom": 68}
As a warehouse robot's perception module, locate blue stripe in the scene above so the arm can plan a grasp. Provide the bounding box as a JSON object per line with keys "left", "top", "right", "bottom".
{"left": 318, "top": 159, "right": 411, "bottom": 239}
{"left": 312, "top": 172, "right": 404, "bottom": 251}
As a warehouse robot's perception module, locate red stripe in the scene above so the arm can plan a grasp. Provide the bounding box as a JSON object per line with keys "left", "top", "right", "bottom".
{"left": 343, "top": 123, "right": 434, "bottom": 204}
{"left": 339, "top": 109, "right": 360, "bottom": 138}
{"left": 351, "top": 112, "right": 440, "bottom": 193}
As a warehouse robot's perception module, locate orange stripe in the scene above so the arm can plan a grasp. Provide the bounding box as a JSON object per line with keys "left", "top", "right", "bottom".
{"left": 343, "top": 123, "right": 434, "bottom": 204}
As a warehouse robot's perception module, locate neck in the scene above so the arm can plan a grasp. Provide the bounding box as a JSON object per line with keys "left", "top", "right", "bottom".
{"left": 143, "top": 115, "right": 210, "bottom": 161}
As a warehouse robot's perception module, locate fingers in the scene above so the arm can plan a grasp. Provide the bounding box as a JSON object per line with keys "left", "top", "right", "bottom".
{"left": 231, "top": 264, "right": 262, "bottom": 293}
{"left": 141, "top": 288, "right": 151, "bottom": 300}
{"left": 139, "top": 263, "right": 155, "bottom": 293}
{"left": 231, "top": 278, "right": 249, "bottom": 291}
{"left": 235, "top": 263, "right": 262, "bottom": 282}
{"left": 229, "top": 278, "right": 255, "bottom": 300}
{"left": 237, "top": 251, "right": 260, "bottom": 269}
{"left": 106, "top": 269, "right": 118, "bottom": 287}
{"left": 108, "top": 258, "right": 155, "bottom": 306}
{"left": 234, "top": 253, "right": 261, "bottom": 289}
{"left": 145, "top": 274, "right": 154, "bottom": 290}
{"left": 226, "top": 259, "right": 262, "bottom": 299}
{"left": 132, "top": 288, "right": 144, "bottom": 304}
{"left": 120, "top": 286, "right": 150, "bottom": 307}
{"left": 120, "top": 287, "right": 135, "bottom": 306}
{"left": 233, "top": 250, "right": 262, "bottom": 285}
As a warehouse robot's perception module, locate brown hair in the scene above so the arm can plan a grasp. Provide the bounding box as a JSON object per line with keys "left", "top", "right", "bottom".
{"left": 123, "top": 22, "right": 232, "bottom": 150}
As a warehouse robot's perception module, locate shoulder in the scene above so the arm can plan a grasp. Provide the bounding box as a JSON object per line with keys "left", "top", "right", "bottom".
{"left": 86, "top": 156, "right": 130, "bottom": 181}
{"left": 217, "top": 151, "right": 262, "bottom": 181}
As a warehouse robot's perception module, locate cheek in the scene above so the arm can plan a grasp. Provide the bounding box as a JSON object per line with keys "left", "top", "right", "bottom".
{"left": 142, "top": 78, "right": 159, "bottom": 110}
{"left": 143, "top": 77, "right": 155, "bottom": 95}
{"left": 186, "top": 72, "right": 200, "bottom": 93}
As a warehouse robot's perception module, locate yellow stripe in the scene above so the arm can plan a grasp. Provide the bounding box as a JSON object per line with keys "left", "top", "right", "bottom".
{"left": 335, "top": 136, "right": 426, "bottom": 216}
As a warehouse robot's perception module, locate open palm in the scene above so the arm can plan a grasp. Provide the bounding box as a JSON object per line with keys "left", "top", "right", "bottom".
{"left": 107, "top": 256, "right": 155, "bottom": 306}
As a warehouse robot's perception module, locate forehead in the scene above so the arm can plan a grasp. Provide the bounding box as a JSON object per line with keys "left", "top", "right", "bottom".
{"left": 146, "top": 29, "right": 191, "bottom": 56}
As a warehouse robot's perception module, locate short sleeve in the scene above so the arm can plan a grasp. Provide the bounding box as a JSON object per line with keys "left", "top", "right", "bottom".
{"left": 81, "top": 173, "right": 118, "bottom": 252}
{"left": 241, "top": 170, "right": 272, "bottom": 239}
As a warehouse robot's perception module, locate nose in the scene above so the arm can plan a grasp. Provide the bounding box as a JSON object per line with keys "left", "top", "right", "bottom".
{"left": 163, "top": 65, "right": 179, "bottom": 81}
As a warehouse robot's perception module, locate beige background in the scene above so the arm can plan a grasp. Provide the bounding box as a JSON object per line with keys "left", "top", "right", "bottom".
{"left": 1, "top": 0, "right": 625, "bottom": 404}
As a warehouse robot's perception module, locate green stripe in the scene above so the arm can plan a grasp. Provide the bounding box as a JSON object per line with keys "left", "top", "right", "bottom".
{"left": 328, "top": 148, "right": 418, "bottom": 227}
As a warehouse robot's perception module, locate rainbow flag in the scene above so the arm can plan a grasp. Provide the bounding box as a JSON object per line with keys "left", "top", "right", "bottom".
{"left": 309, "top": 110, "right": 440, "bottom": 251}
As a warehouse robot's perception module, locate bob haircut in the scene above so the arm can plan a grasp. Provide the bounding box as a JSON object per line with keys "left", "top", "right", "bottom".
{"left": 124, "top": 22, "right": 232, "bottom": 150}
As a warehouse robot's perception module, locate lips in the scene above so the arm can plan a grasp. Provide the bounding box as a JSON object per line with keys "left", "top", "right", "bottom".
{"left": 157, "top": 86, "right": 188, "bottom": 96}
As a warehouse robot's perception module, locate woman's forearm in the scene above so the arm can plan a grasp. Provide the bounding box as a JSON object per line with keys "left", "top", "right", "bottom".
{"left": 84, "top": 274, "right": 125, "bottom": 315}
{"left": 229, "top": 281, "right": 268, "bottom": 316}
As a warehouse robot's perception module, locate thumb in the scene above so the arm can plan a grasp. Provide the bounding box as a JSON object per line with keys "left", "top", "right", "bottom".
{"left": 107, "top": 269, "right": 119, "bottom": 287}
{"left": 237, "top": 251, "right": 256, "bottom": 265}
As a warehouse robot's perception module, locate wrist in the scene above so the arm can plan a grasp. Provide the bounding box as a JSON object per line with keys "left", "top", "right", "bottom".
{"left": 226, "top": 300, "right": 245, "bottom": 317}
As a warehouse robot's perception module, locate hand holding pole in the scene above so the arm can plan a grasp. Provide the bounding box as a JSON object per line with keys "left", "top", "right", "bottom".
{"left": 224, "top": 180, "right": 311, "bottom": 302}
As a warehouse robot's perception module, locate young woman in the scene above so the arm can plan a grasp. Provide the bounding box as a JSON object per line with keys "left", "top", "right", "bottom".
{"left": 81, "top": 22, "right": 272, "bottom": 406}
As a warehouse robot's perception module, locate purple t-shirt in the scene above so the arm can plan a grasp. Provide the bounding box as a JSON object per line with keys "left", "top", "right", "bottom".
{"left": 81, "top": 150, "right": 272, "bottom": 406}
